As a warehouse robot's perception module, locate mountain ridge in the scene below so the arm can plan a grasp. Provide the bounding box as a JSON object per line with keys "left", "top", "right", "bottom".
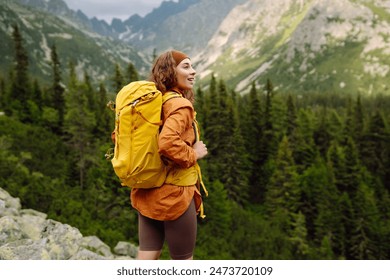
{"left": 0, "top": 0, "right": 148, "bottom": 88}
{"left": 3, "top": 0, "right": 390, "bottom": 95}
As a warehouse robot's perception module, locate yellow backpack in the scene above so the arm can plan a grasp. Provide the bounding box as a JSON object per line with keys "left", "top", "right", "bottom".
{"left": 108, "top": 81, "right": 180, "bottom": 188}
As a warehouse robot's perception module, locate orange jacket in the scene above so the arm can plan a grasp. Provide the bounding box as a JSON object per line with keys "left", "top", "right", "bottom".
{"left": 130, "top": 94, "right": 201, "bottom": 221}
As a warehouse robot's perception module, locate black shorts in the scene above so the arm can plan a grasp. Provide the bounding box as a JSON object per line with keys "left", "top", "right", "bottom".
{"left": 138, "top": 200, "right": 197, "bottom": 260}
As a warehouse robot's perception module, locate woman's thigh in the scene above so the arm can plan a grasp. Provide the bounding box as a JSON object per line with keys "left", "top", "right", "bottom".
{"left": 165, "top": 200, "right": 197, "bottom": 260}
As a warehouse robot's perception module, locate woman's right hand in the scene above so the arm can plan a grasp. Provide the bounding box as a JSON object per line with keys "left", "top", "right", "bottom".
{"left": 193, "top": 141, "right": 208, "bottom": 160}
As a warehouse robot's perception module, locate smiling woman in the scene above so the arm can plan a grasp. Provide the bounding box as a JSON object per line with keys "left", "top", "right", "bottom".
{"left": 130, "top": 50, "right": 208, "bottom": 260}
{"left": 61, "top": 0, "right": 168, "bottom": 21}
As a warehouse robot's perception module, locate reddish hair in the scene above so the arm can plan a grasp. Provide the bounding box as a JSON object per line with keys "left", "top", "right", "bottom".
{"left": 149, "top": 50, "right": 195, "bottom": 104}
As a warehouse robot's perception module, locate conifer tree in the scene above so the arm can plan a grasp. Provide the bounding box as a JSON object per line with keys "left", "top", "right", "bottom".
{"left": 265, "top": 136, "right": 300, "bottom": 215}
{"left": 204, "top": 75, "right": 222, "bottom": 180}
{"left": 260, "top": 78, "right": 276, "bottom": 161}
{"left": 95, "top": 83, "right": 113, "bottom": 139}
{"left": 194, "top": 86, "right": 205, "bottom": 127}
{"left": 338, "top": 192, "right": 355, "bottom": 258}
{"left": 300, "top": 157, "right": 338, "bottom": 249}
{"left": 244, "top": 82, "right": 263, "bottom": 194}
{"left": 317, "top": 235, "right": 335, "bottom": 259}
{"left": 0, "top": 77, "right": 5, "bottom": 109}
{"left": 354, "top": 95, "right": 364, "bottom": 149}
{"left": 64, "top": 62, "right": 97, "bottom": 189}
{"left": 112, "top": 63, "right": 124, "bottom": 93}
{"left": 291, "top": 110, "right": 317, "bottom": 171}
{"left": 350, "top": 183, "right": 379, "bottom": 259}
{"left": 310, "top": 161, "right": 345, "bottom": 258}
{"left": 327, "top": 141, "right": 349, "bottom": 193}
{"left": 221, "top": 85, "right": 250, "bottom": 204}
{"left": 31, "top": 79, "right": 43, "bottom": 112}
{"left": 197, "top": 180, "right": 232, "bottom": 259}
{"left": 208, "top": 80, "right": 231, "bottom": 178}
{"left": 28, "top": 79, "right": 43, "bottom": 124}
{"left": 83, "top": 71, "right": 97, "bottom": 112}
{"left": 286, "top": 94, "right": 297, "bottom": 137}
{"left": 49, "top": 43, "right": 65, "bottom": 132}
{"left": 313, "top": 108, "right": 331, "bottom": 156}
{"left": 255, "top": 78, "right": 277, "bottom": 203}
{"left": 289, "top": 212, "right": 310, "bottom": 259}
{"left": 343, "top": 137, "right": 362, "bottom": 194}
{"left": 126, "top": 62, "right": 139, "bottom": 84}
{"left": 360, "top": 111, "right": 389, "bottom": 191}
{"left": 10, "top": 24, "right": 31, "bottom": 121}
{"left": 328, "top": 110, "right": 344, "bottom": 144}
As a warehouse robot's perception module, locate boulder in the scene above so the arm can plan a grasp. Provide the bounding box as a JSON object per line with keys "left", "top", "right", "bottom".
{"left": 0, "top": 187, "right": 137, "bottom": 260}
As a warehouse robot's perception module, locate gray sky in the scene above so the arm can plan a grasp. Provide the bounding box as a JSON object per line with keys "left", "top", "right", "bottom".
{"left": 63, "top": 0, "right": 173, "bottom": 22}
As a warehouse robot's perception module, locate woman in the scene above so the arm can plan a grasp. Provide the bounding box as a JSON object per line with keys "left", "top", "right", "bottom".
{"left": 131, "top": 50, "right": 208, "bottom": 260}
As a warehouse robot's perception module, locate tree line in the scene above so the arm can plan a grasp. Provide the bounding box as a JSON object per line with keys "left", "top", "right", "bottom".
{"left": 1, "top": 24, "right": 390, "bottom": 259}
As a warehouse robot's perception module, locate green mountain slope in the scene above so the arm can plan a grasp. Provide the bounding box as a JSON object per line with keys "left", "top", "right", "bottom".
{"left": 0, "top": 1, "right": 147, "bottom": 88}
{"left": 194, "top": 0, "right": 390, "bottom": 95}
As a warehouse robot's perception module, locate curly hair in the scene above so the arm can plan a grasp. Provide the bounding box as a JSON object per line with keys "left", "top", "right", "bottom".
{"left": 149, "top": 50, "right": 195, "bottom": 104}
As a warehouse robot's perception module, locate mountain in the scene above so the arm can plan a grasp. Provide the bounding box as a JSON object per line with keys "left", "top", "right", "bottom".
{"left": 3, "top": 0, "right": 390, "bottom": 95}
{"left": 0, "top": 0, "right": 148, "bottom": 87}
{"left": 193, "top": 0, "right": 390, "bottom": 94}
{"left": 116, "top": 0, "right": 240, "bottom": 54}
{"left": 76, "top": 0, "right": 390, "bottom": 95}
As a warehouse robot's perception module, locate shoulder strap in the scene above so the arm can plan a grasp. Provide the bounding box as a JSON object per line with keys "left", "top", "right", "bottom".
{"left": 162, "top": 91, "right": 182, "bottom": 103}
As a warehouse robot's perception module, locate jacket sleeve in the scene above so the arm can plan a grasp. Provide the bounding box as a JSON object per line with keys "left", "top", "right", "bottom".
{"left": 158, "top": 101, "right": 197, "bottom": 169}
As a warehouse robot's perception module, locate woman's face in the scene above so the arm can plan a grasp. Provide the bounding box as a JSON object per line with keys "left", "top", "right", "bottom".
{"left": 175, "top": 58, "right": 196, "bottom": 90}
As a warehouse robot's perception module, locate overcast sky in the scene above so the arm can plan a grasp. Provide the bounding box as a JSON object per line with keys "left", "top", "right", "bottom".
{"left": 62, "top": 0, "right": 172, "bottom": 22}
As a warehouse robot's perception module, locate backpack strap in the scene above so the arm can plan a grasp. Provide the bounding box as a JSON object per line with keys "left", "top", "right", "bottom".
{"left": 162, "top": 92, "right": 209, "bottom": 218}
{"left": 162, "top": 91, "right": 182, "bottom": 103}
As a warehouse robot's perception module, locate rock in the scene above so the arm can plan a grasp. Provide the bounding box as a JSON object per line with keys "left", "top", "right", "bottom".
{"left": 114, "top": 241, "right": 138, "bottom": 258}
{"left": 0, "top": 188, "right": 21, "bottom": 217}
{"left": 0, "top": 187, "right": 137, "bottom": 260}
{"left": 18, "top": 210, "right": 47, "bottom": 240}
{"left": 0, "top": 239, "right": 51, "bottom": 260}
{"left": 41, "top": 219, "right": 83, "bottom": 260}
{"left": 70, "top": 248, "right": 108, "bottom": 260}
{"left": 81, "top": 236, "right": 113, "bottom": 258}
{"left": 0, "top": 216, "right": 27, "bottom": 246}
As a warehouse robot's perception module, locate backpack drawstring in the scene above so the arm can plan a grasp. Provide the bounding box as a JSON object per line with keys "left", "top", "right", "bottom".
{"left": 193, "top": 117, "right": 208, "bottom": 219}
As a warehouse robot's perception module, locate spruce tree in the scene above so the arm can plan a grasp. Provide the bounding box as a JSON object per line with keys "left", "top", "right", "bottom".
{"left": 112, "top": 63, "right": 124, "bottom": 93}
{"left": 220, "top": 83, "right": 249, "bottom": 204}
{"left": 354, "top": 95, "right": 364, "bottom": 150}
{"left": 64, "top": 62, "right": 97, "bottom": 189}
{"left": 327, "top": 141, "right": 349, "bottom": 193}
{"left": 338, "top": 192, "right": 355, "bottom": 259}
{"left": 265, "top": 136, "right": 300, "bottom": 215}
{"left": 343, "top": 137, "right": 362, "bottom": 194}
{"left": 286, "top": 94, "right": 297, "bottom": 137}
{"left": 126, "top": 62, "right": 139, "bottom": 84}
{"left": 291, "top": 110, "right": 317, "bottom": 171}
{"left": 194, "top": 86, "right": 205, "bottom": 127}
{"left": 197, "top": 180, "right": 232, "bottom": 259}
{"left": 50, "top": 43, "right": 65, "bottom": 132}
{"left": 95, "top": 83, "right": 113, "bottom": 140}
{"left": 10, "top": 24, "right": 31, "bottom": 122}
{"left": 350, "top": 183, "right": 379, "bottom": 259}
{"left": 0, "top": 77, "right": 5, "bottom": 110}
{"left": 255, "top": 78, "right": 277, "bottom": 203}
{"left": 31, "top": 79, "right": 43, "bottom": 112}
{"left": 204, "top": 75, "right": 222, "bottom": 180}
{"left": 360, "top": 111, "right": 388, "bottom": 191}
{"left": 245, "top": 82, "right": 263, "bottom": 195}
{"left": 289, "top": 212, "right": 310, "bottom": 259}
{"left": 260, "top": 78, "right": 276, "bottom": 161}
{"left": 313, "top": 108, "right": 332, "bottom": 156}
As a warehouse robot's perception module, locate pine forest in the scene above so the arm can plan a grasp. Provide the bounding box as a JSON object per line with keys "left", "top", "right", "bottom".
{"left": 1, "top": 24, "right": 390, "bottom": 260}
